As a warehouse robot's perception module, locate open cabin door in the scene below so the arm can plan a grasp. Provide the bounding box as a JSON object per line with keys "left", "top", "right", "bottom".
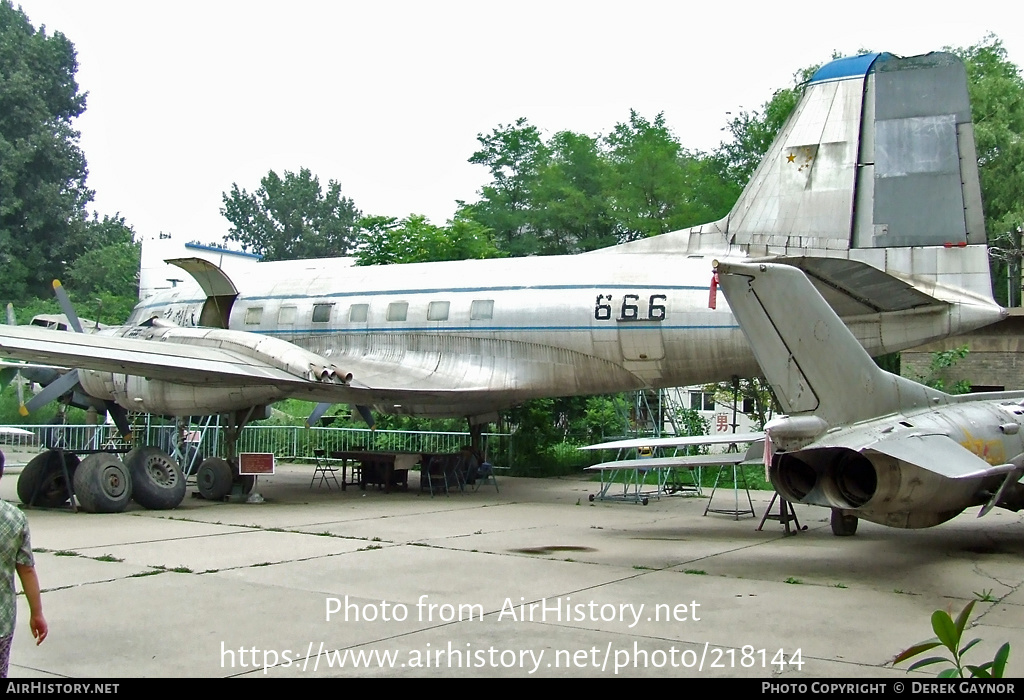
{"left": 166, "top": 258, "right": 239, "bottom": 329}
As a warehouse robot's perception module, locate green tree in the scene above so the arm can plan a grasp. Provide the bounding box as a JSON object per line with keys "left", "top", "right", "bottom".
{"left": 914, "top": 345, "right": 972, "bottom": 395}
{"left": 64, "top": 215, "right": 140, "bottom": 324}
{"left": 604, "top": 111, "right": 693, "bottom": 240}
{"left": 221, "top": 168, "right": 361, "bottom": 261}
{"left": 353, "top": 213, "right": 501, "bottom": 266}
{"left": 0, "top": 1, "right": 93, "bottom": 300}
{"left": 952, "top": 36, "right": 1024, "bottom": 306}
{"left": 468, "top": 118, "right": 550, "bottom": 256}
{"left": 530, "top": 130, "right": 616, "bottom": 254}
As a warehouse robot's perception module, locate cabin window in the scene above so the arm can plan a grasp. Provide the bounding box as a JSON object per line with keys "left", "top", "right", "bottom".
{"left": 690, "top": 392, "right": 715, "bottom": 411}
{"left": 244, "top": 307, "right": 263, "bottom": 325}
{"left": 278, "top": 306, "right": 296, "bottom": 324}
{"left": 312, "top": 303, "right": 333, "bottom": 323}
{"left": 349, "top": 304, "right": 368, "bottom": 322}
{"left": 427, "top": 301, "right": 450, "bottom": 321}
{"left": 387, "top": 302, "right": 408, "bottom": 322}
{"left": 470, "top": 299, "right": 493, "bottom": 320}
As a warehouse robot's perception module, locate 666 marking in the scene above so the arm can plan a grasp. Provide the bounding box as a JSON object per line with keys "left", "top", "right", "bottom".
{"left": 595, "top": 294, "right": 667, "bottom": 322}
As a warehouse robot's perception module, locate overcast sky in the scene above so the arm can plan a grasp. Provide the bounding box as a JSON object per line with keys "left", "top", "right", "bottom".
{"left": 14, "top": 0, "right": 1024, "bottom": 244}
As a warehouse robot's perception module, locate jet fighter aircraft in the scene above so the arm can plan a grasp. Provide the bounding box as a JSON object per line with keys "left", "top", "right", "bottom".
{"left": 715, "top": 259, "right": 1024, "bottom": 535}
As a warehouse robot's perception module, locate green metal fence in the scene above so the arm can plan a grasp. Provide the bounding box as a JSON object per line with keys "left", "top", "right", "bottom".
{"left": 2, "top": 423, "right": 511, "bottom": 465}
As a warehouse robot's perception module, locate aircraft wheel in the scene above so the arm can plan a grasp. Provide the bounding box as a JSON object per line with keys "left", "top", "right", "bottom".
{"left": 642, "top": 497, "right": 649, "bottom": 506}
{"left": 830, "top": 508, "right": 858, "bottom": 536}
{"left": 196, "top": 458, "right": 233, "bottom": 500}
{"left": 18, "top": 450, "right": 80, "bottom": 508}
{"left": 126, "top": 447, "right": 187, "bottom": 510}
{"left": 588, "top": 494, "right": 595, "bottom": 502}
{"left": 73, "top": 453, "right": 132, "bottom": 513}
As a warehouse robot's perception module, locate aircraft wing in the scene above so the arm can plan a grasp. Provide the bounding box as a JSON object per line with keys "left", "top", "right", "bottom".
{"left": 586, "top": 454, "right": 758, "bottom": 472}
{"left": 0, "top": 322, "right": 532, "bottom": 411}
{"left": 866, "top": 434, "right": 1019, "bottom": 480}
{"left": 0, "top": 324, "right": 358, "bottom": 403}
{"left": 581, "top": 433, "right": 764, "bottom": 451}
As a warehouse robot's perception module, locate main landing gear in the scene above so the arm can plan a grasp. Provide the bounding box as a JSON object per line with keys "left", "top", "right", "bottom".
{"left": 830, "top": 508, "right": 859, "bottom": 536}
{"left": 17, "top": 446, "right": 188, "bottom": 513}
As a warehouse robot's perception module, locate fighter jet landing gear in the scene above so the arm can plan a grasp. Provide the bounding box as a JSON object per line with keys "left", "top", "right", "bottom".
{"left": 830, "top": 508, "right": 859, "bottom": 536}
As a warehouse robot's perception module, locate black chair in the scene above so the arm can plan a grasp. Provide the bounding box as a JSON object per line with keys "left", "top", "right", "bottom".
{"left": 311, "top": 449, "right": 340, "bottom": 490}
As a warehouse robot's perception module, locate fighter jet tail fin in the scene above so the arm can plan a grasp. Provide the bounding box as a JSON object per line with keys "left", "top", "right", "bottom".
{"left": 715, "top": 260, "right": 947, "bottom": 428}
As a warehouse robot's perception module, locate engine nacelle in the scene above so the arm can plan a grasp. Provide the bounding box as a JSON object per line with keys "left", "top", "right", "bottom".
{"left": 771, "top": 447, "right": 998, "bottom": 529}
{"left": 79, "top": 370, "right": 288, "bottom": 415}
{"left": 76, "top": 325, "right": 351, "bottom": 416}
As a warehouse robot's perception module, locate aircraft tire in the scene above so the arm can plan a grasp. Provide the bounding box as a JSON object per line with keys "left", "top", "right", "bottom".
{"left": 126, "top": 447, "right": 186, "bottom": 510}
{"left": 830, "top": 509, "right": 858, "bottom": 536}
{"left": 196, "top": 457, "right": 233, "bottom": 501}
{"left": 73, "top": 453, "right": 132, "bottom": 513}
{"left": 17, "top": 450, "right": 80, "bottom": 508}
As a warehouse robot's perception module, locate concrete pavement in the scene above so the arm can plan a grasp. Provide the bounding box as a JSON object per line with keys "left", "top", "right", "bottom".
{"left": 3, "top": 459, "right": 1022, "bottom": 678}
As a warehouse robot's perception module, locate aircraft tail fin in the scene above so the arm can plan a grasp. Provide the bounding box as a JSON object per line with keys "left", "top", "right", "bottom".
{"left": 715, "top": 260, "right": 946, "bottom": 428}
{"left": 598, "top": 52, "right": 999, "bottom": 340}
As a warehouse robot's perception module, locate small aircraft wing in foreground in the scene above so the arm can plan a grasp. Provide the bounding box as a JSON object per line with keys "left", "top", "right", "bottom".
{"left": 582, "top": 434, "right": 764, "bottom": 505}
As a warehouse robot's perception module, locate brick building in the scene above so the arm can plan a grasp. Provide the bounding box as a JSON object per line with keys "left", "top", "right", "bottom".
{"left": 900, "top": 308, "right": 1024, "bottom": 392}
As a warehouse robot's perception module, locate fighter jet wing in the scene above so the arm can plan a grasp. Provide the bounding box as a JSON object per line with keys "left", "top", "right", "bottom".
{"left": 867, "top": 434, "right": 1019, "bottom": 480}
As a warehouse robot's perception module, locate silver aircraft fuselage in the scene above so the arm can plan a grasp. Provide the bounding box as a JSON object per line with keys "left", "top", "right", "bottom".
{"left": 125, "top": 249, "right": 997, "bottom": 419}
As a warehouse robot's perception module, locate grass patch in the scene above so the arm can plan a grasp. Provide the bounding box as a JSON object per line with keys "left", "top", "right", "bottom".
{"left": 129, "top": 570, "right": 165, "bottom": 578}
{"left": 784, "top": 577, "right": 803, "bottom": 585}
{"left": 832, "top": 583, "right": 847, "bottom": 589}
{"left": 684, "top": 569, "right": 707, "bottom": 575}
{"left": 54, "top": 550, "right": 80, "bottom": 557}
{"left": 93, "top": 554, "right": 123, "bottom": 563}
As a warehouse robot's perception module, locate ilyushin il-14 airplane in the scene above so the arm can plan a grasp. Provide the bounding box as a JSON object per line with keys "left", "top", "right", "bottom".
{"left": 0, "top": 50, "right": 1006, "bottom": 511}
{"left": 715, "top": 259, "right": 1024, "bottom": 536}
